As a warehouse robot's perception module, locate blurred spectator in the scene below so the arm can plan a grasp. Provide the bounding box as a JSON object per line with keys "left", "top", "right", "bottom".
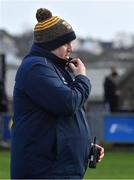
{"left": 0, "top": 81, "right": 8, "bottom": 147}
{"left": 0, "top": 81, "right": 8, "bottom": 113}
{"left": 103, "top": 66, "right": 121, "bottom": 112}
{"left": 0, "top": 54, "right": 8, "bottom": 147}
{"left": 0, "top": 54, "right": 8, "bottom": 113}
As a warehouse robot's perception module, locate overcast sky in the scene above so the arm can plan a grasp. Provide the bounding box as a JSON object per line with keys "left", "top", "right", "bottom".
{"left": 0, "top": 0, "right": 134, "bottom": 41}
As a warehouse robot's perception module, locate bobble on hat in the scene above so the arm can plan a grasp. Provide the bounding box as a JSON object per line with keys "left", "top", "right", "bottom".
{"left": 36, "top": 8, "right": 52, "bottom": 22}
{"left": 34, "top": 8, "right": 76, "bottom": 51}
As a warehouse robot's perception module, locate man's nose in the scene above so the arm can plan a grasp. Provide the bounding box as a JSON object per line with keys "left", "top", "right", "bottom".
{"left": 68, "top": 44, "right": 72, "bottom": 52}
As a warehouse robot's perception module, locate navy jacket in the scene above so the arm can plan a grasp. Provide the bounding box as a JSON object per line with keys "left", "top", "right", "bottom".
{"left": 11, "top": 44, "right": 91, "bottom": 179}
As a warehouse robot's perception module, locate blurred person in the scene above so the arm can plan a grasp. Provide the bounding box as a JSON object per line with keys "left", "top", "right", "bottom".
{"left": 0, "top": 54, "right": 8, "bottom": 113}
{"left": 10, "top": 8, "right": 104, "bottom": 179}
{"left": 0, "top": 81, "right": 8, "bottom": 113}
{"left": 103, "top": 65, "right": 121, "bottom": 112}
{"left": 0, "top": 56, "right": 8, "bottom": 145}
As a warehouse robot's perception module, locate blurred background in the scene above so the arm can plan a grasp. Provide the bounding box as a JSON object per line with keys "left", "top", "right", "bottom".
{"left": 0, "top": 0, "right": 134, "bottom": 179}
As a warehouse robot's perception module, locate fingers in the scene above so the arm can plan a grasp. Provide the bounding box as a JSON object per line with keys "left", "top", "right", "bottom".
{"left": 68, "top": 58, "right": 86, "bottom": 76}
{"left": 70, "top": 58, "right": 81, "bottom": 62}
{"left": 95, "top": 144, "right": 104, "bottom": 162}
{"left": 69, "top": 58, "right": 80, "bottom": 68}
{"left": 69, "top": 61, "right": 77, "bottom": 68}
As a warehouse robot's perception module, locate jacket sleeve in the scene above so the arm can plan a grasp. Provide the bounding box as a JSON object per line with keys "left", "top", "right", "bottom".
{"left": 24, "top": 63, "right": 91, "bottom": 116}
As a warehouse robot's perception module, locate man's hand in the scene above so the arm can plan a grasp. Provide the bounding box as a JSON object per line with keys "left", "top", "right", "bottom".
{"left": 68, "top": 58, "right": 86, "bottom": 76}
{"left": 95, "top": 144, "right": 104, "bottom": 162}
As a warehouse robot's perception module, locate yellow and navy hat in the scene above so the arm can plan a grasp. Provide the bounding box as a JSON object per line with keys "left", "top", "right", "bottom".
{"left": 34, "top": 8, "right": 76, "bottom": 50}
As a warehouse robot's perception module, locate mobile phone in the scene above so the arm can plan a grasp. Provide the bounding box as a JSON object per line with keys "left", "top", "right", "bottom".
{"left": 88, "top": 137, "right": 101, "bottom": 168}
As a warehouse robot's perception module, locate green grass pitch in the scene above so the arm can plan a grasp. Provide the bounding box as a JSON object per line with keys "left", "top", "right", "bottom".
{"left": 0, "top": 150, "right": 134, "bottom": 179}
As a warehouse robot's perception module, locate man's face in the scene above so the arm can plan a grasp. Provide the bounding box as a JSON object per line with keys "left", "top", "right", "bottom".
{"left": 51, "top": 41, "right": 73, "bottom": 60}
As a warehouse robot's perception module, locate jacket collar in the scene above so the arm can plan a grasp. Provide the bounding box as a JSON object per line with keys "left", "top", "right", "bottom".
{"left": 29, "top": 43, "right": 69, "bottom": 68}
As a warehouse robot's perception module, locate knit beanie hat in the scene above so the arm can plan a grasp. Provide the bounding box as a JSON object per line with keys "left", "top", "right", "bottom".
{"left": 34, "top": 8, "right": 76, "bottom": 51}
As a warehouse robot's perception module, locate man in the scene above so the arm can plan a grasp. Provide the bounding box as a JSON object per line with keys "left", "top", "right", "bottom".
{"left": 104, "top": 66, "right": 120, "bottom": 112}
{"left": 11, "top": 8, "right": 104, "bottom": 179}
